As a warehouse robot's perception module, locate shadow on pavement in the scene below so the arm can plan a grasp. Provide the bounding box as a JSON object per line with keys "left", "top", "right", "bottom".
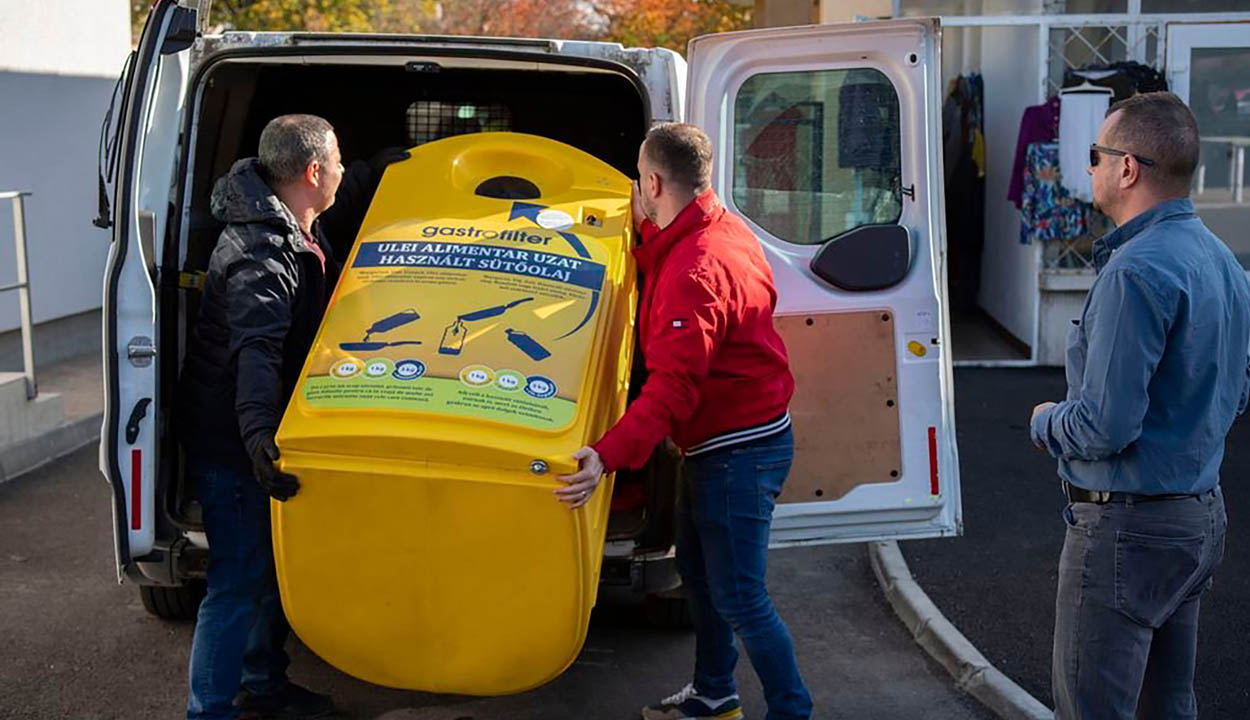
{"left": 903, "top": 367, "right": 1250, "bottom": 719}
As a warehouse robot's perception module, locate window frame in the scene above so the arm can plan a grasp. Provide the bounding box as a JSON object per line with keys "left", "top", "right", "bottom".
{"left": 726, "top": 64, "right": 906, "bottom": 249}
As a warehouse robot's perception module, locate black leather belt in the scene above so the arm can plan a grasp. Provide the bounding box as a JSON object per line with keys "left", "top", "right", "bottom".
{"left": 1062, "top": 480, "right": 1198, "bottom": 504}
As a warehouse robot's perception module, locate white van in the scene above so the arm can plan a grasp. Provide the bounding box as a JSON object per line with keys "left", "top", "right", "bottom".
{"left": 100, "top": 0, "right": 961, "bottom": 620}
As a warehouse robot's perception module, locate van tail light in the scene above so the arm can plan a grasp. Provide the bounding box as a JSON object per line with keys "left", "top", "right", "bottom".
{"left": 131, "top": 449, "right": 142, "bottom": 531}
{"left": 927, "top": 426, "right": 939, "bottom": 496}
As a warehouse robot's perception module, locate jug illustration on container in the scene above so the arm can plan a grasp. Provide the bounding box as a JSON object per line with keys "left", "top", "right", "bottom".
{"left": 438, "top": 297, "right": 534, "bottom": 355}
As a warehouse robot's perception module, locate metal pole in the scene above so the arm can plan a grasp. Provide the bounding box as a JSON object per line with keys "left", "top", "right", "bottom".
{"left": 6, "top": 193, "right": 37, "bottom": 399}
{"left": 1038, "top": 22, "right": 1049, "bottom": 105}
{"left": 1237, "top": 146, "right": 1246, "bottom": 205}
{"left": 1125, "top": 0, "right": 1144, "bottom": 63}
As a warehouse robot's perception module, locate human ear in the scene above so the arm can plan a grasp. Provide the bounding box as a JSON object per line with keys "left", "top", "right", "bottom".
{"left": 1120, "top": 155, "right": 1136, "bottom": 189}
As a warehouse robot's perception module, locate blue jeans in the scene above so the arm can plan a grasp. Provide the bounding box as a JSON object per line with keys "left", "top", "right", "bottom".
{"left": 677, "top": 427, "right": 812, "bottom": 720}
{"left": 186, "top": 457, "right": 291, "bottom": 720}
{"left": 1053, "top": 487, "right": 1226, "bottom": 720}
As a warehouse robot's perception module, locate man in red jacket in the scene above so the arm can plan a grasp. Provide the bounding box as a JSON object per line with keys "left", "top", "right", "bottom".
{"left": 557, "top": 123, "right": 812, "bottom": 720}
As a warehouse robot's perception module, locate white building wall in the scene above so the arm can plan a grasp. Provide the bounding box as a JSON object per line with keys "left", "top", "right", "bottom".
{"left": 0, "top": 1, "right": 131, "bottom": 336}
{"left": 976, "top": 23, "right": 1042, "bottom": 346}
{"left": 0, "top": 0, "right": 131, "bottom": 77}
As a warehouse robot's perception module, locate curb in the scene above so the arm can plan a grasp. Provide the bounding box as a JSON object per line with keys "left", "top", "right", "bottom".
{"left": 868, "top": 540, "right": 1054, "bottom": 720}
{"left": 0, "top": 412, "right": 101, "bottom": 484}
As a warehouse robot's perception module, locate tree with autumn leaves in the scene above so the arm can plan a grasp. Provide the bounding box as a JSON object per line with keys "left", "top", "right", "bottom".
{"left": 597, "top": 0, "right": 752, "bottom": 51}
{"left": 132, "top": 0, "right": 752, "bottom": 52}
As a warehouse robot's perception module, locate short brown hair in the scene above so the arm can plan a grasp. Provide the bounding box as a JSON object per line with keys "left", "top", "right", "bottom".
{"left": 643, "top": 122, "right": 713, "bottom": 195}
{"left": 1105, "top": 92, "right": 1199, "bottom": 195}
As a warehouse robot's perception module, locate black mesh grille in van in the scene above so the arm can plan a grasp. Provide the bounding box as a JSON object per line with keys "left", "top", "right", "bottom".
{"left": 406, "top": 101, "right": 512, "bottom": 145}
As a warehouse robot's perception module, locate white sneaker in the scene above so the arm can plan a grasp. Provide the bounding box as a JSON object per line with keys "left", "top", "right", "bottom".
{"left": 640, "top": 683, "right": 745, "bottom": 720}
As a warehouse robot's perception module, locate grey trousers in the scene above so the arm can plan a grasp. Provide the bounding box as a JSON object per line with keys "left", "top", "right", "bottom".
{"left": 1052, "top": 487, "right": 1226, "bottom": 720}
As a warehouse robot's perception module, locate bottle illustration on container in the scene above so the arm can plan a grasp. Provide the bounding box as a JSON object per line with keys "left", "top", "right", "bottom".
{"left": 339, "top": 308, "right": 423, "bottom": 351}
{"left": 505, "top": 329, "right": 551, "bottom": 361}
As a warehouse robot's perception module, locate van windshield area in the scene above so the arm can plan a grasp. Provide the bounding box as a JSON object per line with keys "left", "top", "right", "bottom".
{"left": 731, "top": 68, "right": 903, "bottom": 246}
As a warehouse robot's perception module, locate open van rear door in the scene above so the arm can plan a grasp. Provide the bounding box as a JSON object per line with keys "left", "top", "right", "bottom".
{"left": 686, "top": 19, "right": 961, "bottom": 544}
{"left": 101, "top": 0, "right": 194, "bottom": 577}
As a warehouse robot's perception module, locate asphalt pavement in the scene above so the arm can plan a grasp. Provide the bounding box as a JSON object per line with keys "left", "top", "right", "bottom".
{"left": 904, "top": 367, "right": 1250, "bottom": 718}
{"left": 0, "top": 445, "right": 993, "bottom": 720}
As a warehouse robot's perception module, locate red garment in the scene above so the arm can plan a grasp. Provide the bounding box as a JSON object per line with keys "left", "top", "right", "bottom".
{"left": 592, "top": 190, "right": 794, "bottom": 473}
{"left": 301, "top": 228, "right": 327, "bottom": 274}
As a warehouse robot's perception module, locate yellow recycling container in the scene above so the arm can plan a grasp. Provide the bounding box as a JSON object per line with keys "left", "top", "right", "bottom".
{"left": 273, "top": 132, "right": 636, "bottom": 694}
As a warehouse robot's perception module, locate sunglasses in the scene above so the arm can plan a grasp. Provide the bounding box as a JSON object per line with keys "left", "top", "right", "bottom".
{"left": 1089, "top": 143, "right": 1156, "bottom": 168}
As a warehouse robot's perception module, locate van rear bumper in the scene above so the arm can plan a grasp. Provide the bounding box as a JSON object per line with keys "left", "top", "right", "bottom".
{"left": 134, "top": 534, "right": 678, "bottom": 595}
{"left": 128, "top": 537, "right": 208, "bottom": 586}
{"left": 600, "top": 547, "right": 680, "bottom": 595}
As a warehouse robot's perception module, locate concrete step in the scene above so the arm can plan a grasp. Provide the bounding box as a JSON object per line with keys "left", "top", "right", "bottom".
{"left": 0, "top": 373, "right": 67, "bottom": 448}
{"left": 0, "top": 371, "right": 29, "bottom": 408}
{"left": 0, "top": 353, "right": 103, "bottom": 483}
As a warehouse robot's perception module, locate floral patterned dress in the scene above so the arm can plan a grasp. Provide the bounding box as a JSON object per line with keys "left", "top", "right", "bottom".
{"left": 1019, "top": 141, "right": 1087, "bottom": 244}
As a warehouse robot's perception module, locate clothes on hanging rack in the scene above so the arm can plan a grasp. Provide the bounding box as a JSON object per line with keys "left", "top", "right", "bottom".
{"left": 943, "top": 73, "right": 986, "bottom": 312}
{"left": 1008, "top": 96, "right": 1061, "bottom": 208}
{"left": 1062, "top": 61, "right": 1168, "bottom": 104}
{"left": 1058, "top": 87, "right": 1112, "bottom": 202}
{"left": 1020, "top": 141, "right": 1086, "bottom": 244}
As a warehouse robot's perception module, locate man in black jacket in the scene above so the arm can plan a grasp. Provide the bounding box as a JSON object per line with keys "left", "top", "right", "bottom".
{"left": 178, "top": 114, "right": 404, "bottom": 720}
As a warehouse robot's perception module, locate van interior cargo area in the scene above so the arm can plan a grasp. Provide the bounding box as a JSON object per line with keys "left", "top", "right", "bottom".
{"left": 157, "top": 57, "right": 668, "bottom": 554}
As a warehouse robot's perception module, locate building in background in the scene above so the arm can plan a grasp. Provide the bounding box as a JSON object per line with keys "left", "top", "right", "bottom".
{"left": 751, "top": 0, "right": 1250, "bottom": 366}
{"left": 3, "top": 0, "right": 1246, "bottom": 374}
{"left": 0, "top": 0, "right": 131, "bottom": 369}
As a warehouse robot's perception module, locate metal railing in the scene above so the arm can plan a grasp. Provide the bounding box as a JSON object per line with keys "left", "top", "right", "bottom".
{"left": 0, "top": 191, "right": 36, "bottom": 400}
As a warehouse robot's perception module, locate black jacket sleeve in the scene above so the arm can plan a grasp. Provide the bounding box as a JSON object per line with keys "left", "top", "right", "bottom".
{"left": 226, "top": 239, "right": 300, "bottom": 456}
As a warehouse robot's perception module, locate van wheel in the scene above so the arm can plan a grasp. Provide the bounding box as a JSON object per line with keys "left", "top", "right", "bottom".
{"left": 139, "top": 582, "right": 205, "bottom": 621}
{"left": 643, "top": 592, "right": 692, "bottom": 629}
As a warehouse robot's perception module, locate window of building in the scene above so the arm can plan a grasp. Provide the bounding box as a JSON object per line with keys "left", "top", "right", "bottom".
{"left": 406, "top": 101, "right": 512, "bottom": 146}
{"left": 732, "top": 68, "right": 902, "bottom": 246}
{"left": 1141, "top": 0, "right": 1250, "bottom": 11}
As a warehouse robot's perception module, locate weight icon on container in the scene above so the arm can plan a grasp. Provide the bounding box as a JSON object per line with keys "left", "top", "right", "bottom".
{"left": 496, "top": 370, "right": 523, "bottom": 392}
{"left": 460, "top": 365, "right": 495, "bottom": 387}
{"left": 393, "top": 359, "right": 426, "bottom": 380}
{"left": 364, "top": 359, "right": 394, "bottom": 379}
{"left": 524, "top": 375, "right": 557, "bottom": 399}
{"left": 332, "top": 359, "right": 362, "bottom": 379}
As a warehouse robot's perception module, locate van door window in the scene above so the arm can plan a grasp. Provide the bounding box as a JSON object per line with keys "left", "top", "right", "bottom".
{"left": 732, "top": 68, "right": 902, "bottom": 246}
{"left": 406, "top": 101, "right": 513, "bottom": 145}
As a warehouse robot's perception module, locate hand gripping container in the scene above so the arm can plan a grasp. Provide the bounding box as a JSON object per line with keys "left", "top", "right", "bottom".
{"left": 273, "top": 132, "right": 636, "bottom": 694}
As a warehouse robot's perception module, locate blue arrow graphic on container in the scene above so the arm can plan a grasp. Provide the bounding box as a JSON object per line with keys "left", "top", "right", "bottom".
{"left": 509, "top": 201, "right": 599, "bottom": 339}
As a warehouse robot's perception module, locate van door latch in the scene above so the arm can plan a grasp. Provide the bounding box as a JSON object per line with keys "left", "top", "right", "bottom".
{"left": 125, "top": 398, "right": 152, "bottom": 445}
{"left": 127, "top": 336, "right": 156, "bottom": 367}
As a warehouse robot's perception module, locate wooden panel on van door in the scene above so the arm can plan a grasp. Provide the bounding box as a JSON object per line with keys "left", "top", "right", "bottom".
{"left": 776, "top": 311, "right": 900, "bottom": 503}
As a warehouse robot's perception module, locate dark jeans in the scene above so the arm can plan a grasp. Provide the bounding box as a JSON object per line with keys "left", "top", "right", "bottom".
{"left": 1053, "top": 487, "right": 1226, "bottom": 720}
{"left": 677, "top": 427, "right": 813, "bottom": 720}
{"left": 186, "top": 457, "right": 291, "bottom": 720}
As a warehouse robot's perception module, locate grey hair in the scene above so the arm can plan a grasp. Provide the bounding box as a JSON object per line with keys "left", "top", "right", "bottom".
{"left": 1106, "top": 92, "right": 1200, "bottom": 196}
{"left": 258, "top": 114, "right": 335, "bottom": 187}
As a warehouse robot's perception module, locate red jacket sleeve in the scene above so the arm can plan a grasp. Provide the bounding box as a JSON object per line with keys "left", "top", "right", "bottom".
{"left": 592, "top": 266, "right": 727, "bottom": 472}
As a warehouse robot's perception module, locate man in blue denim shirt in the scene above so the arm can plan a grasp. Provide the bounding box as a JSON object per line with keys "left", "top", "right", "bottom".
{"left": 1030, "top": 93, "right": 1250, "bottom": 720}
